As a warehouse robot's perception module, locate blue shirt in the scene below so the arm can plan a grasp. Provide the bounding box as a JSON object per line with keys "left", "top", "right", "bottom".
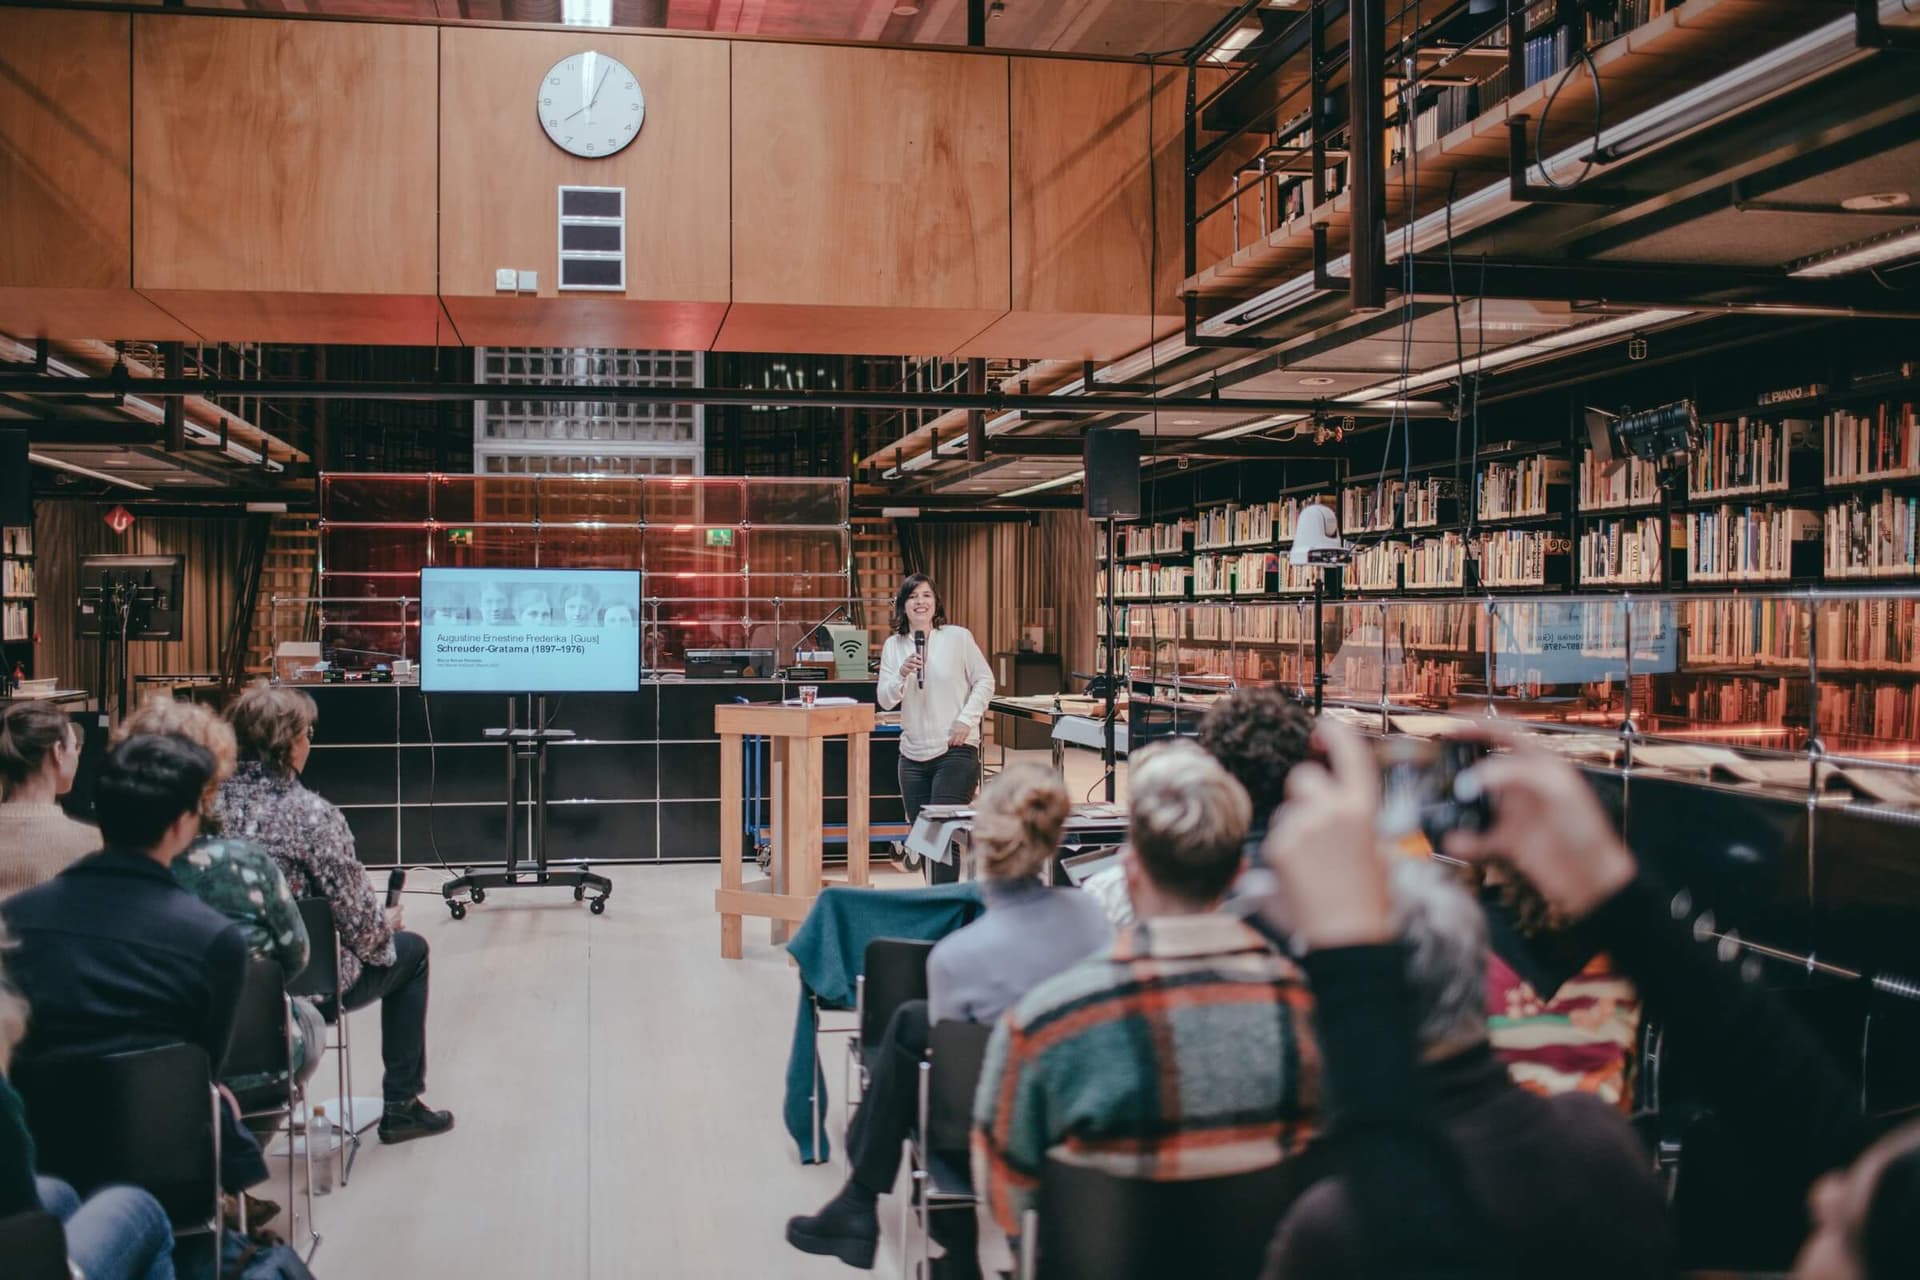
{"left": 926, "top": 878, "right": 1114, "bottom": 1025}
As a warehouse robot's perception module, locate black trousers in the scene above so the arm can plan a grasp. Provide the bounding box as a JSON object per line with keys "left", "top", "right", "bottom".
{"left": 899, "top": 746, "right": 980, "bottom": 886}
{"left": 341, "top": 929, "right": 431, "bottom": 1104}
{"left": 847, "top": 1000, "right": 978, "bottom": 1274}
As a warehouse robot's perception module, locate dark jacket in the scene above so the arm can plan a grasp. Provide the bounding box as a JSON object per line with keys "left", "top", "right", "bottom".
{"left": 1, "top": 847, "right": 249, "bottom": 1074}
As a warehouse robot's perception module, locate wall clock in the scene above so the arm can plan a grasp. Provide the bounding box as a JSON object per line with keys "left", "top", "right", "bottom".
{"left": 538, "top": 51, "right": 644, "bottom": 159}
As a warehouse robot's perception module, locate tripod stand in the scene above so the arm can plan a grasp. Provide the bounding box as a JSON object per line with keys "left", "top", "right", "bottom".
{"left": 440, "top": 694, "right": 612, "bottom": 918}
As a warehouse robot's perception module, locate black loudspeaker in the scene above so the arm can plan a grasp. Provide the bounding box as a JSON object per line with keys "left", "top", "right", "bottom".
{"left": 1083, "top": 427, "right": 1141, "bottom": 521}
{"left": 0, "top": 430, "right": 28, "bottom": 528}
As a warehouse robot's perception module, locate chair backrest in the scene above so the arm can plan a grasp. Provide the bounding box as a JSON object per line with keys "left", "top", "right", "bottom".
{"left": 223, "top": 954, "right": 292, "bottom": 1083}
{"left": 0, "top": 1209, "right": 69, "bottom": 1280}
{"left": 925, "top": 1019, "right": 992, "bottom": 1153}
{"left": 860, "top": 937, "right": 934, "bottom": 1049}
{"left": 1034, "top": 1156, "right": 1296, "bottom": 1280}
{"left": 13, "top": 1042, "right": 220, "bottom": 1231}
{"left": 288, "top": 897, "right": 339, "bottom": 1000}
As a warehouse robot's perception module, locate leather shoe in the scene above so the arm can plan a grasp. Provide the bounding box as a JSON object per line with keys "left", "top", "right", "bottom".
{"left": 378, "top": 1098, "right": 455, "bottom": 1144}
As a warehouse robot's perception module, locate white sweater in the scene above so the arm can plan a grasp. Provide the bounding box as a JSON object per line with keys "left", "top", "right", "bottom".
{"left": 875, "top": 626, "right": 996, "bottom": 762}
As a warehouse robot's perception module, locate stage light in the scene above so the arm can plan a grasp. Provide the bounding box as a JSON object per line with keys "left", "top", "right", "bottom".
{"left": 1586, "top": 398, "right": 1699, "bottom": 490}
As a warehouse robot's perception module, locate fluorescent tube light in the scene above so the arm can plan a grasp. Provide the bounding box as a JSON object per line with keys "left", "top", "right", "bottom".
{"left": 1790, "top": 226, "right": 1920, "bottom": 279}
{"left": 28, "top": 452, "right": 153, "bottom": 491}
{"left": 1002, "top": 471, "right": 1083, "bottom": 499}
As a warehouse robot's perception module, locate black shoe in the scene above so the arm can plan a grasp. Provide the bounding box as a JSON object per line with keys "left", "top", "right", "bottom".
{"left": 378, "top": 1098, "right": 455, "bottom": 1144}
{"left": 785, "top": 1183, "right": 879, "bottom": 1269}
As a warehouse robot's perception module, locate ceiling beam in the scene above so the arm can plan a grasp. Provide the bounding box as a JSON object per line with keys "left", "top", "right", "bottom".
{"left": 986, "top": 436, "right": 1324, "bottom": 459}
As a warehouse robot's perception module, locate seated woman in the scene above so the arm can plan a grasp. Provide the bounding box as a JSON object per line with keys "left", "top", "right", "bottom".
{"left": 220, "top": 685, "right": 453, "bottom": 1146}
{"left": 115, "top": 695, "right": 324, "bottom": 1097}
{"left": 0, "top": 701, "right": 96, "bottom": 901}
{"left": 785, "top": 763, "right": 1112, "bottom": 1274}
{"left": 0, "top": 941, "right": 176, "bottom": 1280}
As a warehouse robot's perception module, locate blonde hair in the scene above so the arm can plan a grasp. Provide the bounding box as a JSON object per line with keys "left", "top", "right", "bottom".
{"left": 117, "top": 694, "right": 239, "bottom": 819}
{"left": 226, "top": 684, "right": 317, "bottom": 777}
{"left": 1126, "top": 740, "right": 1252, "bottom": 905}
{"left": 970, "top": 763, "right": 1071, "bottom": 883}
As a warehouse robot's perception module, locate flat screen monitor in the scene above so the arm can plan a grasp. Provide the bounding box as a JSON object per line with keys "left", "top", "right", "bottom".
{"left": 77, "top": 554, "right": 184, "bottom": 641}
{"left": 420, "top": 567, "right": 641, "bottom": 694}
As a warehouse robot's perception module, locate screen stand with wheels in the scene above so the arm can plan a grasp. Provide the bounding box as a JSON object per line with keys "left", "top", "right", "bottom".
{"left": 441, "top": 694, "right": 612, "bottom": 918}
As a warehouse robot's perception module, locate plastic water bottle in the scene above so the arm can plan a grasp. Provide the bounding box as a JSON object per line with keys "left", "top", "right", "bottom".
{"left": 309, "top": 1105, "right": 336, "bottom": 1195}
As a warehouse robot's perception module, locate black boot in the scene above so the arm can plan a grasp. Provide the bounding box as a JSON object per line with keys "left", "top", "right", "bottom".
{"left": 378, "top": 1097, "right": 455, "bottom": 1144}
{"left": 785, "top": 1182, "right": 880, "bottom": 1269}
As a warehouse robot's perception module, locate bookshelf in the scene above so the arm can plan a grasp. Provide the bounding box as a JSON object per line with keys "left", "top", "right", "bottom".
{"left": 2, "top": 524, "right": 33, "bottom": 682}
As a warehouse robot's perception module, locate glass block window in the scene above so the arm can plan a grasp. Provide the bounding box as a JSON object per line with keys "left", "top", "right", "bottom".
{"left": 474, "top": 347, "right": 703, "bottom": 477}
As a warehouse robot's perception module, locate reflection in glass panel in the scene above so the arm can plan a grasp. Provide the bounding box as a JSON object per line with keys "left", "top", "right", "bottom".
{"left": 1483, "top": 599, "right": 1643, "bottom": 730}
{"left": 536, "top": 526, "right": 643, "bottom": 570}
{"left": 1645, "top": 596, "right": 1811, "bottom": 751}
{"left": 298, "top": 598, "right": 417, "bottom": 671}
{"left": 648, "top": 599, "right": 757, "bottom": 670}
{"left": 741, "top": 529, "right": 847, "bottom": 577}
{"left": 538, "top": 476, "right": 647, "bottom": 526}
{"left": 744, "top": 479, "right": 850, "bottom": 527}
{"left": 434, "top": 525, "right": 538, "bottom": 569}
{"left": 322, "top": 526, "right": 430, "bottom": 577}
{"left": 643, "top": 527, "right": 744, "bottom": 587}
{"left": 318, "top": 573, "right": 416, "bottom": 601}
{"left": 1323, "top": 601, "right": 1388, "bottom": 705}
{"left": 432, "top": 475, "right": 539, "bottom": 526}
{"left": 644, "top": 477, "right": 745, "bottom": 526}
{"left": 746, "top": 573, "right": 850, "bottom": 603}
{"left": 1808, "top": 596, "right": 1920, "bottom": 762}
{"left": 322, "top": 475, "right": 430, "bottom": 524}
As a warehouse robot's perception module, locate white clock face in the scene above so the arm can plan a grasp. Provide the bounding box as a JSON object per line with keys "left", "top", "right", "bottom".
{"left": 537, "top": 52, "right": 644, "bottom": 159}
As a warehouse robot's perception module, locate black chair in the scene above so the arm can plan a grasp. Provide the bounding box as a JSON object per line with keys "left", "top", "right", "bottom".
{"left": 811, "top": 936, "right": 935, "bottom": 1164}
{"left": 1020, "top": 1157, "right": 1297, "bottom": 1280}
{"left": 12, "top": 1043, "right": 222, "bottom": 1269}
{"left": 907, "top": 1019, "right": 992, "bottom": 1278}
{"left": 0, "top": 1209, "right": 68, "bottom": 1280}
{"left": 227, "top": 953, "right": 321, "bottom": 1260}
{"left": 290, "top": 896, "right": 360, "bottom": 1185}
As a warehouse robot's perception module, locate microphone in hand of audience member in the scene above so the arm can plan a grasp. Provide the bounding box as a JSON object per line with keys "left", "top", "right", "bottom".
{"left": 1437, "top": 720, "right": 1636, "bottom": 922}
{"left": 1259, "top": 716, "right": 1394, "bottom": 950}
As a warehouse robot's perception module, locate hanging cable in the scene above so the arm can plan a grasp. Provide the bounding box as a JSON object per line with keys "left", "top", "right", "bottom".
{"left": 1534, "top": 45, "right": 1604, "bottom": 192}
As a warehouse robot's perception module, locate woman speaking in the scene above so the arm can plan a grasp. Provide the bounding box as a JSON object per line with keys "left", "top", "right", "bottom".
{"left": 876, "top": 574, "right": 995, "bottom": 884}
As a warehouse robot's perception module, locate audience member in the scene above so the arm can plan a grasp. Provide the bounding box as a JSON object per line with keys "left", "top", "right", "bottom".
{"left": 1081, "top": 687, "right": 1315, "bottom": 927}
{"left": 0, "top": 701, "right": 96, "bottom": 900}
{"left": 0, "top": 936, "right": 177, "bottom": 1280}
{"left": 220, "top": 684, "right": 452, "bottom": 1144}
{"left": 972, "top": 741, "right": 1320, "bottom": 1244}
{"left": 1255, "top": 722, "right": 1669, "bottom": 1278}
{"left": 1436, "top": 722, "right": 1913, "bottom": 1280}
{"left": 0, "top": 735, "right": 269, "bottom": 1198}
{"left": 116, "top": 696, "right": 324, "bottom": 1097}
{"left": 785, "top": 764, "right": 1110, "bottom": 1273}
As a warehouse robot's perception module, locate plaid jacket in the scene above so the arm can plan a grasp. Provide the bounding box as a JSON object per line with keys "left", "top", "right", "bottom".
{"left": 971, "top": 912, "right": 1322, "bottom": 1237}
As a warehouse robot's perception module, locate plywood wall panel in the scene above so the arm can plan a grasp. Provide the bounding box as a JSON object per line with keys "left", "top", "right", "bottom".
{"left": 727, "top": 42, "right": 1011, "bottom": 353}
{"left": 132, "top": 16, "right": 439, "bottom": 312}
{"left": 438, "top": 26, "right": 730, "bottom": 348}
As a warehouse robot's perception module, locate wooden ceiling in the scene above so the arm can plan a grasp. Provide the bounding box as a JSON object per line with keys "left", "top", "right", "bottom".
{"left": 24, "top": 0, "right": 1244, "bottom": 54}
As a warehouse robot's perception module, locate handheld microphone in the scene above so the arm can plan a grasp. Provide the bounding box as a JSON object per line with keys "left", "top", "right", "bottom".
{"left": 386, "top": 867, "right": 407, "bottom": 908}
{"left": 913, "top": 630, "right": 926, "bottom": 688}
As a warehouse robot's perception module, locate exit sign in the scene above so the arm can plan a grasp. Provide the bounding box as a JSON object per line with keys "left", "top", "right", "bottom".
{"left": 704, "top": 528, "right": 735, "bottom": 547}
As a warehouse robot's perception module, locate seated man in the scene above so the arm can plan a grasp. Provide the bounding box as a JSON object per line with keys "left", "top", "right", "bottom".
{"left": 785, "top": 764, "right": 1111, "bottom": 1274}
{"left": 972, "top": 741, "right": 1321, "bottom": 1244}
{"left": 1080, "top": 685, "right": 1313, "bottom": 926}
{"left": 1256, "top": 717, "right": 1671, "bottom": 1279}
{"left": 1, "top": 735, "right": 266, "bottom": 1196}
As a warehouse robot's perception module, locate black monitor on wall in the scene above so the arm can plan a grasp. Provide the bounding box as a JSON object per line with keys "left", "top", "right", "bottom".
{"left": 77, "top": 555, "right": 185, "bottom": 641}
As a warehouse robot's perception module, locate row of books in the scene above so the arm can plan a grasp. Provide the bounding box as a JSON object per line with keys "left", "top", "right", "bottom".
{"left": 1825, "top": 490, "right": 1920, "bottom": 579}
{"left": 1687, "top": 417, "right": 1812, "bottom": 499}
{"left": 1406, "top": 533, "right": 1468, "bottom": 589}
{"left": 1, "top": 601, "right": 28, "bottom": 642}
{"left": 1117, "top": 519, "right": 1195, "bottom": 559}
{"left": 1578, "top": 453, "right": 1662, "bottom": 512}
{"left": 1479, "top": 529, "right": 1569, "bottom": 588}
{"left": 0, "top": 561, "right": 33, "bottom": 597}
{"left": 1342, "top": 481, "right": 1402, "bottom": 534}
{"left": 1682, "top": 503, "right": 1818, "bottom": 582}
{"left": 1824, "top": 401, "right": 1920, "bottom": 484}
{"left": 1577, "top": 516, "right": 1663, "bottom": 586}
{"left": 1672, "top": 675, "right": 1805, "bottom": 729}
{"left": 1814, "top": 598, "right": 1920, "bottom": 671}
{"left": 1682, "top": 598, "right": 1807, "bottom": 667}
{"left": 1193, "top": 552, "right": 1316, "bottom": 597}
{"left": 1100, "top": 563, "right": 1194, "bottom": 600}
{"left": 1478, "top": 457, "right": 1570, "bottom": 521}
{"left": 1195, "top": 499, "right": 1310, "bottom": 549}
{"left": 1817, "top": 680, "right": 1920, "bottom": 742}
{"left": 1405, "top": 478, "right": 1459, "bottom": 529}
{"left": 0, "top": 528, "right": 29, "bottom": 555}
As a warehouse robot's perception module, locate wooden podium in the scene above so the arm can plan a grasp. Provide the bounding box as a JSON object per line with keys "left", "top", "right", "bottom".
{"left": 715, "top": 700, "right": 875, "bottom": 959}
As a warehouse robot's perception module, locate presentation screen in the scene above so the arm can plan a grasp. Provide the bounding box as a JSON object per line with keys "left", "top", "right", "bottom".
{"left": 419, "top": 567, "right": 642, "bottom": 694}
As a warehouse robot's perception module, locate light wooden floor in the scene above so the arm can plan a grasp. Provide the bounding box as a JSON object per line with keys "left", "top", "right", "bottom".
{"left": 301, "top": 748, "right": 1124, "bottom": 1279}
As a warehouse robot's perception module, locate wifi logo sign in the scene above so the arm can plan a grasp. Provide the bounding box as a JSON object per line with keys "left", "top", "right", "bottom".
{"left": 838, "top": 638, "right": 864, "bottom": 659}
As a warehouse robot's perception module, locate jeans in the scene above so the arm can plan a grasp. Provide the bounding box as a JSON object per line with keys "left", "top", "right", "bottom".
{"left": 341, "top": 928, "right": 431, "bottom": 1104}
{"left": 899, "top": 747, "right": 980, "bottom": 885}
{"left": 37, "top": 1175, "right": 176, "bottom": 1280}
{"left": 846, "top": 1001, "right": 979, "bottom": 1275}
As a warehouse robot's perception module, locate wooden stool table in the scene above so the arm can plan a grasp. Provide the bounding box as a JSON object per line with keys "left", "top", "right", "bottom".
{"left": 715, "top": 700, "right": 875, "bottom": 959}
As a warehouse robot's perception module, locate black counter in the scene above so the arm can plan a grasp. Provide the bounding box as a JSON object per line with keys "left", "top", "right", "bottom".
{"left": 299, "top": 680, "right": 904, "bottom": 868}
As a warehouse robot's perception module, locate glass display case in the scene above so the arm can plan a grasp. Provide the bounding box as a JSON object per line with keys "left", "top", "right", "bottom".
{"left": 313, "top": 474, "right": 857, "bottom": 673}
